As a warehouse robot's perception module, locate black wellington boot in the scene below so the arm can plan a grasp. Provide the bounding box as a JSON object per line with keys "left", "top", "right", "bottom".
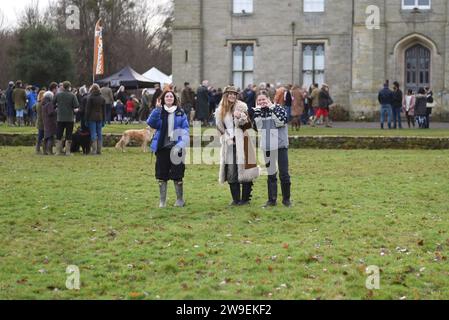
{"left": 229, "top": 183, "right": 241, "bottom": 206}
{"left": 240, "top": 182, "right": 254, "bottom": 206}
{"left": 281, "top": 183, "right": 292, "bottom": 207}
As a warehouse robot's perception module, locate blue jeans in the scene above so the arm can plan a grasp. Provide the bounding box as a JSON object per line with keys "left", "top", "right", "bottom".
{"left": 380, "top": 104, "right": 392, "bottom": 128}
{"left": 38, "top": 129, "right": 44, "bottom": 143}
{"left": 88, "top": 121, "right": 103, "bottom": 142}
{"left": 392, "top": 107, "right": 402, "bottom": 129}
{"left": 284, "top": 106, "right": 292, "bottom": 122}
{"left": 16, "top": 109, "right": 24, "bottom": 118}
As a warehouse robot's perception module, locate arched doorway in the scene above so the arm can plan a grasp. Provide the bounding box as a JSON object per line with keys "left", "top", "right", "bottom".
{"left": 405, "top": 44, "right": 430, "bottom": 93}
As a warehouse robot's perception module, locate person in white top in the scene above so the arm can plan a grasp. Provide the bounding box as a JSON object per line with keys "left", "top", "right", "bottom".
{"left": 402, "top": 89, "right": 415, "bottom": 128}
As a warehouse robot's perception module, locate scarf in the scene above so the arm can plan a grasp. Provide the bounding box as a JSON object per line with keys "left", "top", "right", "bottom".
{"left": 157, "top": 105, "right": 177, "bottom": 151}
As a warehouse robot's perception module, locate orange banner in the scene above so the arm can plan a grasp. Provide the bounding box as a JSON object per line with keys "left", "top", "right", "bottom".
{"left": 93, "top": 19, "right": 104, "bottom": 76}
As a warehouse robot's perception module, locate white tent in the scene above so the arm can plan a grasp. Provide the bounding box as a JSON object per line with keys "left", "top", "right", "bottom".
{"left": 143, "top": 67, "right": 172, "bottom": 86}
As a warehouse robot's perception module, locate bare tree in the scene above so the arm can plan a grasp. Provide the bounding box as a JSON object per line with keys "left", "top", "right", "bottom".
{"left": 45, "top": 0, "right": 174, "bottom": 85}
{"left": 18, "top": 0, "right": 45, "bottom": 29}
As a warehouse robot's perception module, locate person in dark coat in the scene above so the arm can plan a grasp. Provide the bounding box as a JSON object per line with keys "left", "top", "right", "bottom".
{"left": 86, "top": 84, "right": 106, "bottom": 155}
{"left": 378, "top": 81, "right": 393, "bottom": 129}
{"left": 0, "top": 89, "right": 6, "bottom": 123}
{"left": 391, "top": 81, "right": 403, "bottom": 129}
{"left": 5, "top": 82, "right": 15, "bottom": 126}
{"left": 151, "top": 84, "right": 162, "bottom": 109}
{"left": 181, "top": 82, "right": 195, "bottom": 124}
{"left": 311, "top": 84, "right": 333, "bottom": 128}
{"left": 115, "top": 86, "right": 128, "bottom": 105}
{"left": 42, "top": 92, "right": 57, "bottom": 155}
{"left": 54, "top": 81, "right": 79, "bottom": 156}
{"left": 415, "top": 88, "right": 428, "bottom": 129}
{"left": 243, "top": 84, "right": 256, "bottom": 114}
{"left": 425, "top": 87, "right": 435, "bottom": 129}
{"left": 196, "top": 80, "right": 210, "bottom": 126}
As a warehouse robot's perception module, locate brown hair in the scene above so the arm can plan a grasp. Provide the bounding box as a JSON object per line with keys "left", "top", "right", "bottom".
{"left": 159, "top": 90, "right": 178, "bottom": 106}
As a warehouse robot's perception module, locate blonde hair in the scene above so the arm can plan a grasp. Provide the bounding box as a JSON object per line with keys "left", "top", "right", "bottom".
{"left": 219, "top": 93, "right": 236, "bottom": 120}
{"left": 37, "top": 90, "right": 46, "bottom": 102}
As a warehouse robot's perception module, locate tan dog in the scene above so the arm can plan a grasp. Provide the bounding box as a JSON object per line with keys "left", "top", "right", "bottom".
{"left": 115, "top": 127, "right": 155, "bottom": 153}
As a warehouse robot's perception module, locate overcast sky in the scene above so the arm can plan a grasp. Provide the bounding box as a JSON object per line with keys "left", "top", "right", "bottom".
{"left": 0, "top": 0, "right": 170, "bottom": 28}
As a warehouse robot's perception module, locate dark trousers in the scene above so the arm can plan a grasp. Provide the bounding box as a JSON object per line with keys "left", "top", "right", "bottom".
{"left": 155, "top": 147, "right": 186, "bottom": 181}
{"left": 405, "top": 112, "right": 415, "bottom": 128}
{"left": 37, "top": 129, "right": 44, "bottom": 144}
{"left": 264, "top": 148, "right": 291, "bottom": 184}
{"left": 426, "top": 108, "right": 432, "bottom": 129}
{"left": 56, "top": 122, "right": 74, "bottom": 141}
{"left": 105, "top": 104, "right": 112, "bottom": 124}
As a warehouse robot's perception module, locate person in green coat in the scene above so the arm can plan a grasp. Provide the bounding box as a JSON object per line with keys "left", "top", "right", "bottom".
{"left": 12, "top": 80, "right": 27, "bottom": 127}
{"left": 53, "top": 81, "right": 79, "bottom": 156}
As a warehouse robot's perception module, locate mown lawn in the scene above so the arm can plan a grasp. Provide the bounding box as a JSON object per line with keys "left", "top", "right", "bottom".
{"left": 1, "top": 123, "right": 449, "bottom": 137}
{"left": 0, "top": 147, "right": 448, "bottom": 300}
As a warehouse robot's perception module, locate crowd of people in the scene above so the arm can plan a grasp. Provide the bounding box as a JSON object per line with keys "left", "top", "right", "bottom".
{"left": 378, "top": 80, "right": 435, "bottom": 129}
{"left": 178, "top": 81, "right": 335, "bottom": 130}
{"left": 0, "top": 79, "right": 334, "bottom": 132}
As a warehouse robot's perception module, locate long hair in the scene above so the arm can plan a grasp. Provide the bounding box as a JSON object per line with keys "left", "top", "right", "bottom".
{"left": 219, "top": 92, "right": 235, "bottom": 119}
{"left": 37, "top": 90, "right": 46, "bottom": 102}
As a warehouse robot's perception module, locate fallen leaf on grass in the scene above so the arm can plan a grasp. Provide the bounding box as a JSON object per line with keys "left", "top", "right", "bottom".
{"left": 129, "top": 292, "right": 145, "bottom": 299}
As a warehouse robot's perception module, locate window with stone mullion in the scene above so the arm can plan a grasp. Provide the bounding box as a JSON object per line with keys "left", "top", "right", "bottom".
{"left": 302, "top": 44, "right": 325, "bottom": 88}
{"left": 402, "top": 0, "right": 431, "bottom": 10}
{"left": 233, "top": 44, "right": 254, "bottom": 89}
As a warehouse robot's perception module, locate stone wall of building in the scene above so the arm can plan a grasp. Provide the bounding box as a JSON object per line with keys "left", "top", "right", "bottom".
{"left": 173, "top": 0, "right": 449, "bottom": 120}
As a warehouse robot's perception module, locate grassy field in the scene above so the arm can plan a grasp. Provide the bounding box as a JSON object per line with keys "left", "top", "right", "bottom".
{"left": 0, "top": 147, "right": 449, "bottom": 300}
{"left": 1, "top": 123, "right": 449, "bottom": 137}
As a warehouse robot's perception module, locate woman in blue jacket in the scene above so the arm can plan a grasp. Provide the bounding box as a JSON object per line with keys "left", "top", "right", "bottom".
{"left": 147, "top": 90, "right": 190, "bottom": 208}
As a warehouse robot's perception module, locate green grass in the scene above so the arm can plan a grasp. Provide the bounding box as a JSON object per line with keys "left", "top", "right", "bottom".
{"left": 1, "top": 147, "right": 449, "bottom": 300}
{"left": 0, "top": 123, "right": 147, "bottom": 135}
{"left": 1, "top": 123, "right": 449, "bottom": 137}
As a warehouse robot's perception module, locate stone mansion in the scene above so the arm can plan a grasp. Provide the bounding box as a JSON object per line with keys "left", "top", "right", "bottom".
{"left": 173, "top": 0, "right": 449, "bottom": 119}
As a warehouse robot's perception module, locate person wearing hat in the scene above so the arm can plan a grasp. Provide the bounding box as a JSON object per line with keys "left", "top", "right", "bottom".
{"left": 216, "top": 86, "right": 260, "bottom": 206}
{"left": 311, "top": 83, "right": 333, "bottom": 128}
{"left": 54, "top": 81, "right": 79, "bottom": 156}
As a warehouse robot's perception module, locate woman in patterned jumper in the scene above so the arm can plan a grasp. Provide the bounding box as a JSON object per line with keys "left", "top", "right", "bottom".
{"left": 253, "top": 92, "right": 292, "bottom": 207}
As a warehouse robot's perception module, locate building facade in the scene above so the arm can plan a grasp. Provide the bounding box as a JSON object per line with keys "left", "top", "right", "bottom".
{"left": 173, "top": 0, "right": 449, "bottom": 119}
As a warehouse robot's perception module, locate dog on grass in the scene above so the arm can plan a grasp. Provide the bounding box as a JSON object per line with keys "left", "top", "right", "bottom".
{"left": 115, "top": 127, "right": 155, "bottom": 153}
{"left": 71, "top": 127, "right": 91, "bottom": 155}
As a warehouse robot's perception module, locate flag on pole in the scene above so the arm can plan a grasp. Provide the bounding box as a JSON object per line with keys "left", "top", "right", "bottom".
{"left": 93, "top": 19, "right": 104, "bottom": 77}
